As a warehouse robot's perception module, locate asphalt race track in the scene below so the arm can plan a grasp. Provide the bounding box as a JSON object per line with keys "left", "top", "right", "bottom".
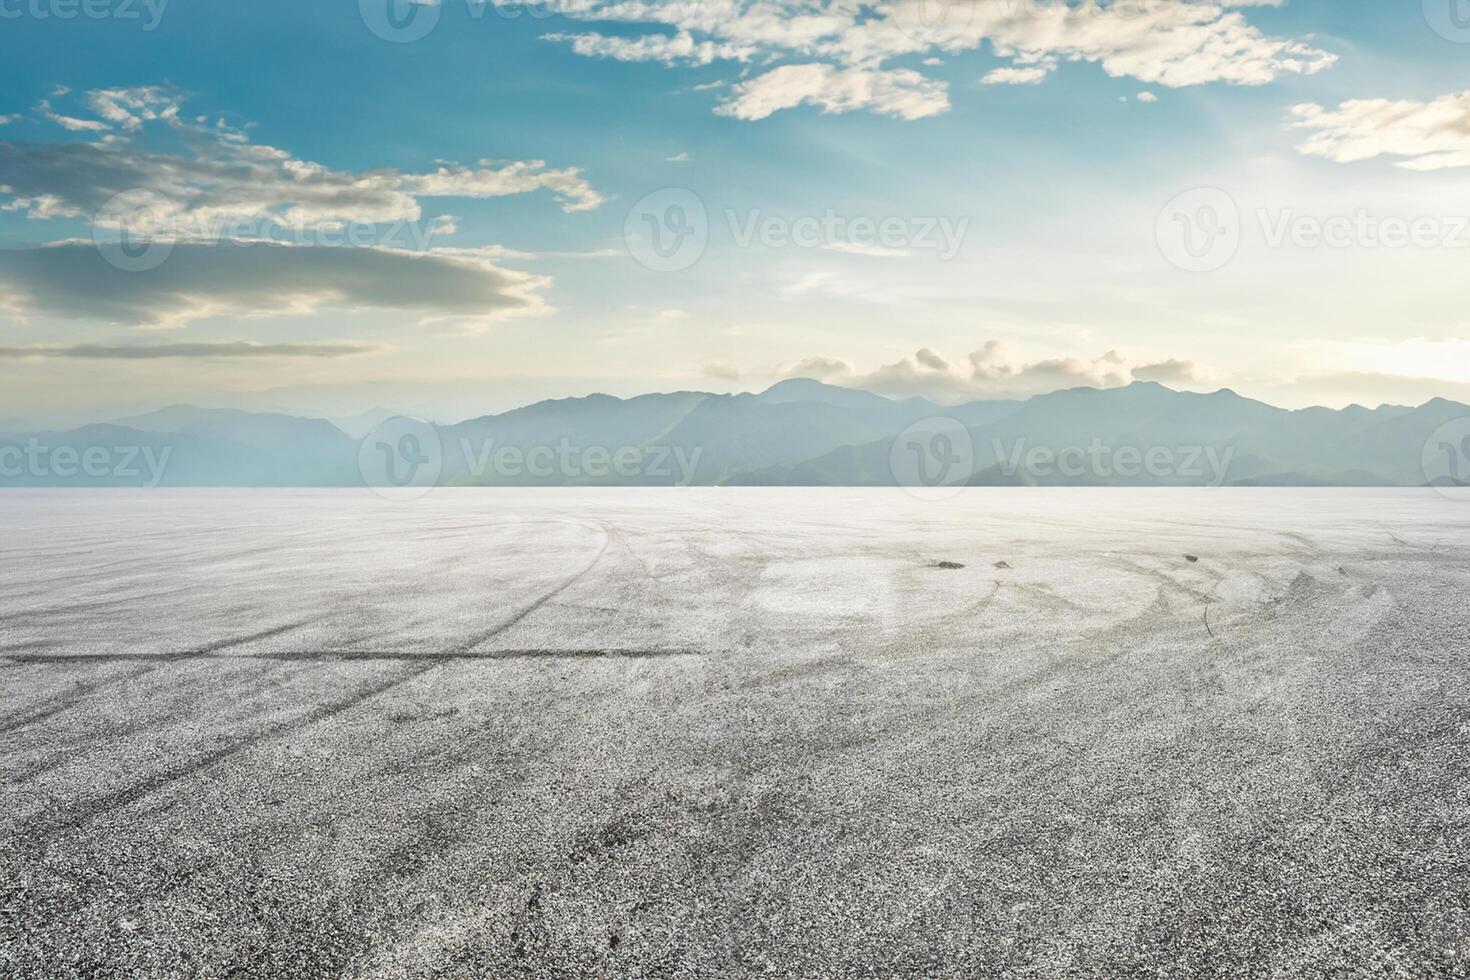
{"left": 2, "top": 489, "right": 1467, "bottom": 977}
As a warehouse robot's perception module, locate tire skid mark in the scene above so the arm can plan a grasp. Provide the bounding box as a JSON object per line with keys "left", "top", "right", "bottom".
{"left": 1105, "top": 555, "right": 1217, "bottom": 604}
{"left": 189, "top": 618, "right": 321, "bottom": 655}
{"left": 4, "top": 708, "right": 192, "bottom": 787}
{"left": 7, "top": 521, "right": 621, "bottom": 835}
{"left": 454, "top": 521, "right": 612, "bottom": 654}
{"left": 11, "top": 663, "right": 438, "bottom": 837}
{"left": 0, "top": 664, "right": 160, "bottom": 735}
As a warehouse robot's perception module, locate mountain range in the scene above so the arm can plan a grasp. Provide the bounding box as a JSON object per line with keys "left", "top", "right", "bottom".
{"left": 2, "top": 379, "right": 1466, "bottom": 488}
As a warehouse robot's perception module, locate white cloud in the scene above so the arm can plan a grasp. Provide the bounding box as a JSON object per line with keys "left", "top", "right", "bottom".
{"left": 396, "top": 159, "right": 603, "bottom": 213}
{"left": 780, "top": 355, "right": 856, "bottom": 381}
{"left": 2, "top": 88, "right": 603, "bottom": 229}
{"left": 1291, "top": 90, "right": 1470, "bottom": 171}
{"left": 958, "top": 1, "right": 1333, "bottom": 89}
{"left": 716, "top": 64, "right": 948, "bottom": 120}
{"left": 1137, "top": 90, "right": 1158, "bottom": 103}
{"left": 780, "top": 341, "right": 1207, "bottom": 400}
{"left": 1131, "top": 357, "right": 1203, "bottom": 384}
{"left": 0, "top": 88, "right": 590, "bottom": 328}
{"left": 779, "top": 269, "right": 892, "bottom": 301}
{"left": 525, "top": 0, "right": 1335, "bottom": 120}
{"left": 543, "top": 30, "right": 757, "bottom": 65}
{"left": 86, "top": 87, "right": 181, "bottom": 131}
{"left": 822, "top": 241, "right": 913, "bottom": 258}
{"left": 981, "top": 65, "right": 1053, "bottom": 86}
{"left": 37, "top": 99, "right": 109, "bottom": 132}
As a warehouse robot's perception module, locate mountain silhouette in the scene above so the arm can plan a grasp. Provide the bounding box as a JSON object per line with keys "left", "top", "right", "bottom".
{"left": 2, "top": 381, "right": 1464, "bottom": 488}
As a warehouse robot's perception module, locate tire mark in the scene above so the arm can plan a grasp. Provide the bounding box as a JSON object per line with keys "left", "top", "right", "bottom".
{"left": 190, "top": 619, "right": 319, "bottom": 655}
{"left": 7, "top": 522, "right": 621, "bottom": 835}
{"left": 12, "top": 664, "right": 436, "bottom": 837}
{"left": 0, "top": 664, "right": 159, "bottom": 735}
{"left": 455, "top": 522, "right": 612, "bottom": 654}
{"left": 1106, "top": 556, "right": 1216, "bottom": 604}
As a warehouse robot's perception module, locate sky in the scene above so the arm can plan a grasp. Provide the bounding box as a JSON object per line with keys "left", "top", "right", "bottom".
{"left": 3, "top": 0, "right": 1470, "bottom": 427}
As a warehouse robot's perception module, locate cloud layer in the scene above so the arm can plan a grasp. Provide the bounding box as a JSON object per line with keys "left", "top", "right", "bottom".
{"left": 2, "top": 88, "right": 602, "bottom": 229}
{"left": 0, "top": 87, "right": 598, "bottom": 326}
{"left": 0, "top": 242, "right": 547, "bottom": 326}
{"left": 782, "top": 341, "right": 1206, "bottom": 399}
{"left": 528, "top": 0, "right": 1335, "bottom": 119}
{"left": 1292, "top": 90, "right": 1470, "bottom": 171}
{"left": 0, "top": 342, "right": 378, "bottom": 360}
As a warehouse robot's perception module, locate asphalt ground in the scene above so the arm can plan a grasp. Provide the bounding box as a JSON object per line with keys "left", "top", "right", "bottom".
{"left": 2, "top": 489, "right": 1467, "bottom": 977}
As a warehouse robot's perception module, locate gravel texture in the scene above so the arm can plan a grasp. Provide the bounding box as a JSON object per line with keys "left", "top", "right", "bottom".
{"left": 1, "top": 488, "right": 1467, "bottom": 978}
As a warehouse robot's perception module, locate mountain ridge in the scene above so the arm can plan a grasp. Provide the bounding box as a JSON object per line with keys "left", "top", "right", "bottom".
{"left": 1, "top": 380, "right": 1465, "bottom": 488}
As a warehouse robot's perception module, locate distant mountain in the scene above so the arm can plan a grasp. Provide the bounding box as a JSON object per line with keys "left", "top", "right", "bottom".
{"left": 436, "top": 382, "right": 1017, "bottom": 486}
{"left": 113, "top": 406, "right": 357, "bottom": 485}
{"left": 328, "top": 407, "right": 411, "bottom": 439}
{"left": 2, "top": 380, "right": 1465, "bottom": 488}
{"left": 735, "top": 381, "right": 1470, "bottom": 488}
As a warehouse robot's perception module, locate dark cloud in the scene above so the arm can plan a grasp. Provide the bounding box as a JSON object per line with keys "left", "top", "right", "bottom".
{"left": 0, "top": 242, "right": 546, "bottom": 326}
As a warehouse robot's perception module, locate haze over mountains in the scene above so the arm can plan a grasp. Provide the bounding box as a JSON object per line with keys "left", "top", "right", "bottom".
{"left": 2, "top": 379, "right": 1466, "bottom": 488}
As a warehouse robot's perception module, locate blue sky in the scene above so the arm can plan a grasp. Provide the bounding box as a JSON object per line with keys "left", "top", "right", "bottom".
{"left": 3, "top": 0, "right": 1470, "bottom": 425}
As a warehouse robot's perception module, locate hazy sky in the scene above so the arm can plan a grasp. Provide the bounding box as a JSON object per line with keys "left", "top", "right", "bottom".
{"left": 3, "top": 0, "right": 1470, "bottom": 425}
